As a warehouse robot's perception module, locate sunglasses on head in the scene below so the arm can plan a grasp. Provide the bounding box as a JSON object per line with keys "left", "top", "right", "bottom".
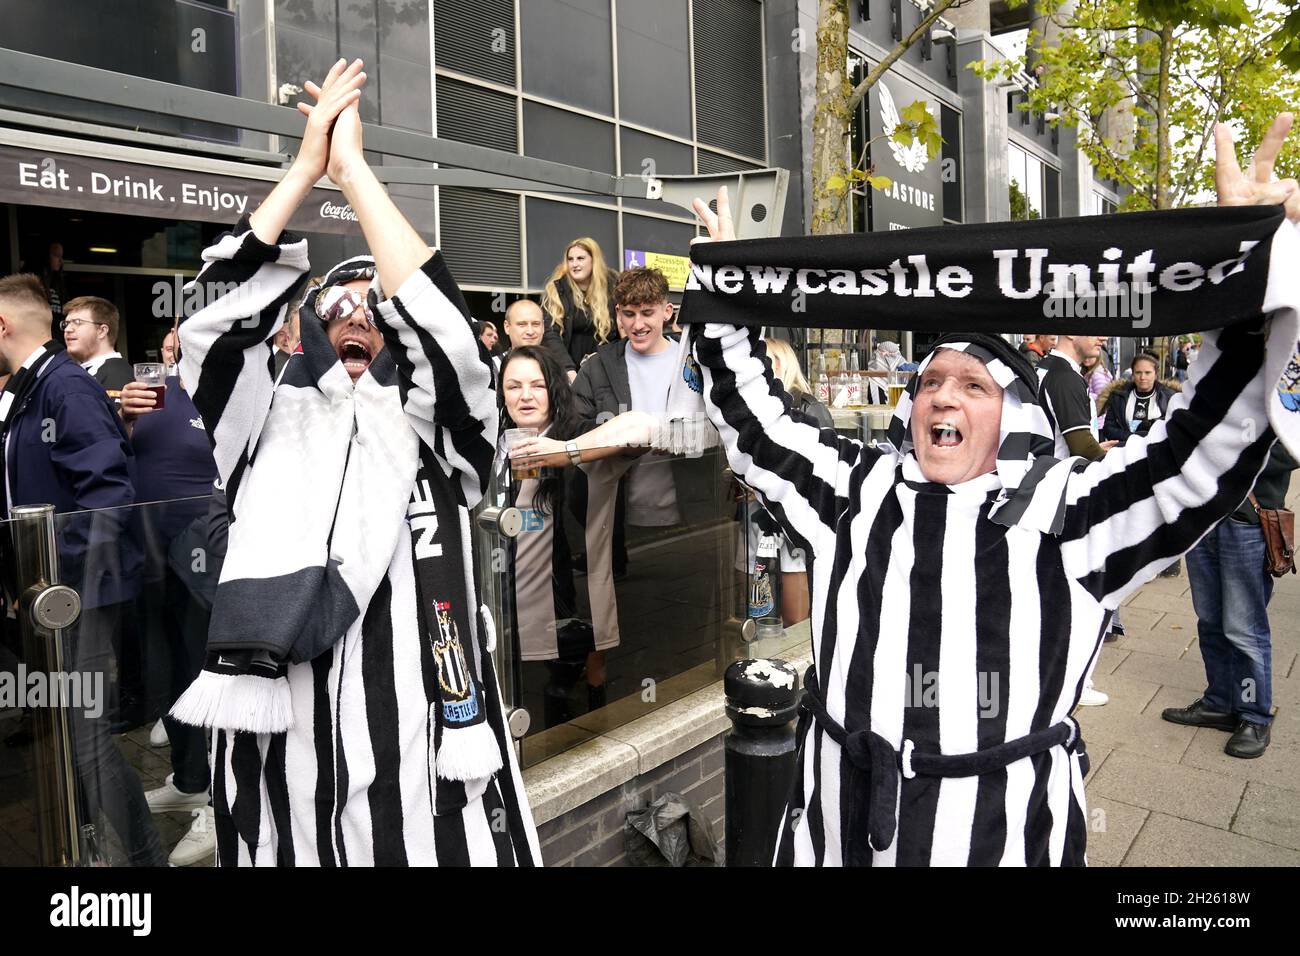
{"left": 315, "top": 284, "right": 376, "bottom": 327}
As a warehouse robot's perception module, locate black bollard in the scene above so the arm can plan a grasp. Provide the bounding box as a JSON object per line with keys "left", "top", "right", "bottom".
{"left": 724, "top": 658, "right": 801, "bottom": 867}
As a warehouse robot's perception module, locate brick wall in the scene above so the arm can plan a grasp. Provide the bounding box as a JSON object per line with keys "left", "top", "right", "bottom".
{"left": 536, "top": 733, "right": 726, "bottom": 867}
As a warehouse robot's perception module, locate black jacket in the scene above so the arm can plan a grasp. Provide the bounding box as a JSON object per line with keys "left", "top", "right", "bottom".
{"left": 1100, "top": 380, "right": 1177, "bottom": 443}
{"left": 542, "top": 272, "right": 618, "bottom": 372}
{"left": 1, "top": 351, "right": 140, "bottom": 608}
{"left": 572, "top": 337, "right": 725, "bottom": 526}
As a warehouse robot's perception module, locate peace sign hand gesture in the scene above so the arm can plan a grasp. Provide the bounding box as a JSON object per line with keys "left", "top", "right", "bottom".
{"left": 691, "top": 185, "right": 738, "bottom": 245}
{"left": 1216, "top": 113, "right": 1300, "bottom": 222}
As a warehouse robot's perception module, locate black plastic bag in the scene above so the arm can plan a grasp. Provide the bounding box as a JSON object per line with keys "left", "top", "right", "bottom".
{"left": 624, "top": 792, "right": 719, "bottom": 867}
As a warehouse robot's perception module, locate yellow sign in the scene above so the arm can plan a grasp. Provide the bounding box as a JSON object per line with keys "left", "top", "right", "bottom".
{"left": 624, "top": 249, "right": 692, "bottom": 292}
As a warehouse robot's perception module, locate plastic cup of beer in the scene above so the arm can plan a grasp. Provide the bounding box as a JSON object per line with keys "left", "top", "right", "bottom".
{"left": 504, "top": 427, "right": 540, "bottom": 480}
{"left": 134, "top": 363, "right": 167, "bottom": 410}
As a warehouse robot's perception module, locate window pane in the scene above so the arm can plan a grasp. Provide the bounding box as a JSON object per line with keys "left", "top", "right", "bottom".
{"left": 1025, "top": 153, "right": 1043, "bottom": 220}
{"left": 617, "top": 0, "right": 691, "bottom": 138}
{"left": 520, "top": 0, "right": 613, "bottom": 115}
{"left": 524, "top": 100, "right": 616, "bottom": 176}
{"left": 525, "top": 198, "right": 618, "bottom": 289}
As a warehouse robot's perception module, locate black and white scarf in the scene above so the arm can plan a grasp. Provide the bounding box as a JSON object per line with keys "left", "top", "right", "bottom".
{"left": 679, "top": 205, "right": 1300, "bottom": 522}
{"left": 173, "top": 256, "right": 500, "bottom": 782}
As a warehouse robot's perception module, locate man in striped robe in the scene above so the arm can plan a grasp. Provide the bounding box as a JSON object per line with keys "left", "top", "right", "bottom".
{"left": 687, "top": 116, "right": 1300, "bottom": 865}
{"left": 171, "top": 61, "right": 539, "bottom": 865}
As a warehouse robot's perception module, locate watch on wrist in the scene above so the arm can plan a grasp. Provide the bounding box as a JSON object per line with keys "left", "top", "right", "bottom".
{"left": 565, "top": 439, "right": 582, "bottom": 465}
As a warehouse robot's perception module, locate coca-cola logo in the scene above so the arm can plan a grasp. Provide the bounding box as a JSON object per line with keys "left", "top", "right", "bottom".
{"left": 319, "top": 200, "right": 358, "bottom": 221}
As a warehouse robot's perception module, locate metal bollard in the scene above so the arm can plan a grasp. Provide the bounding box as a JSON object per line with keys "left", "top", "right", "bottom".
{"left": 724, "top": 658, "right": 800, "bottom": 867}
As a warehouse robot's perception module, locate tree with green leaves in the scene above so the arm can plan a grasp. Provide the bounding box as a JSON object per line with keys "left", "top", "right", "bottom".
{"left": 976, "top": 0, "right": 1300, "bottom": 211}
{"left": 810, "top": 0, "right": 951, "bottom": 235}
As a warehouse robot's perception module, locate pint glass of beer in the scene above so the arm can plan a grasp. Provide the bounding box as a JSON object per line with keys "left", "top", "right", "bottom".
{"left": 504, "top": 427, "right": 540, "bottom": 480}
{"left": 886, "top": 371, "right": 906, "bottom": 407}
{"left": 134, "top": 363, "right": 167, "bottom": 410}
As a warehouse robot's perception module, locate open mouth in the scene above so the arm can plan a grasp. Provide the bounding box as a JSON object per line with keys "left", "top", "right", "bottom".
{"left": 930, "top": 422, "right": 964, "bottom": 448}
{"left": 338, "top": 337, "right": 373, "bottom": 374}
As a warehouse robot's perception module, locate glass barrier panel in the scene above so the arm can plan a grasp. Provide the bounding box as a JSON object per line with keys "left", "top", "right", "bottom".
{"left": 480, "top": 427, "right": 761, "bottom": 769}
{"left": 2, "top": 496, "right": 217, "bottom": 867}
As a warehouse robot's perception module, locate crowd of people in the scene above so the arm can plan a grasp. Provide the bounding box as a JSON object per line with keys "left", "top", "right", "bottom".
{"left": 1, "top": 58, "right": 1296, "bottom": 868}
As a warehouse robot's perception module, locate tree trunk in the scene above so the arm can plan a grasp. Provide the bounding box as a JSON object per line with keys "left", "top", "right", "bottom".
{"left": 1154, "top": 21, "right": 1173, "bottom": 209}
{"left": 810, "top": 0, "right": 851, "bottom": 235}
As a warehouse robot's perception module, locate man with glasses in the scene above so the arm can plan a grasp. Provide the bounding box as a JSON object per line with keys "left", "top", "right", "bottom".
{"left": 62, "top": 296, "right": 133, "bottom": 404}
{"left": 169, "top": 59, "right": 538, "bottom": 866}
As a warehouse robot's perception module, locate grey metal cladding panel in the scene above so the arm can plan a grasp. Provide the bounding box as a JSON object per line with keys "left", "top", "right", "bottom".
{"left": 440, "top": 187, "right": 522, "bottom": 287}
{"left": 692, "top": 0, "right": 765, "bottom": 160}
{"left": 379, "top": 0, "right": 432, "bottom": 64}
{"left": 520, "top": 0, "right": 614, "bottom": 116}
{"left": 433, "top": 0, "right": 515, "bottom": 85}
{"left": 380, "top": 54, "right": 433, "bottom": 134}
{"left": 621, "top": 213, "right": 696, "bottom": 258}
{"left": 621, "top": 127, "right": 694, "bottom": 213}
{"left": 522, "top": 100, "right": 616, "bottom": 176}
{"left": 696, "top": 149, "right": 761, "bottom": 174}
{"left": 436, "top": 76, "right": 517, "bottom": 152}
{"left": 524, "top": 197, "right": 618, "bottom": 289}
{"left": 616, "top": 0, "right": 691, "bottom": 138}
{"left": 275, "top": 0, "right": 336, "bottom": 34}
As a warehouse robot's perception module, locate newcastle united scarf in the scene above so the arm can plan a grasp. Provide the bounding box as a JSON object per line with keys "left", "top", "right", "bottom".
{"left": 676, "top": 204, "right": 1300, "bottom": 527}
{"left": 680, "top": 205, "right": 1289, "bottom": 335}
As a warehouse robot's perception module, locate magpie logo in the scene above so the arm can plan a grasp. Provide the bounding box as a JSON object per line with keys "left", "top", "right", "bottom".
{"left": 879, "top": 80, "right": 930, "bottom": 174}
{"left": 49, "top": 886, "right": 151, "bottom": 936}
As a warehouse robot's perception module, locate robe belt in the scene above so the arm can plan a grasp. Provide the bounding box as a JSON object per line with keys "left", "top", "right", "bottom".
{"left": 798, "top": 665, "right": 1089, "bottom": 864}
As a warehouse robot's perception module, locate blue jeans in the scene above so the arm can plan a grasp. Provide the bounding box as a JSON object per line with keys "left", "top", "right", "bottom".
{"left": 1185, "top": 518, "right": 1275, "bottom": 726}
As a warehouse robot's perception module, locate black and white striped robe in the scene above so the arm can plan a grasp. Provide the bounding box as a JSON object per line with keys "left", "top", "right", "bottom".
{"left": 693, "top": 302, "right": 1300, "bottom": 865}
{"left": 179, "top": 223, "right": 539, "bottom": 866}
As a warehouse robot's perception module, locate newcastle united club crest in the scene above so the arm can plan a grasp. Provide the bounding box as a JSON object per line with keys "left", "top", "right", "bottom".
{"left": 432, "top": 600, "right": 482, "bottom": 727}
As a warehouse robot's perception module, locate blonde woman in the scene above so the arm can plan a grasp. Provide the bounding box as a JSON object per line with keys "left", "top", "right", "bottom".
{"left": 541, "top": 238, "right": 618, "bottom": 380}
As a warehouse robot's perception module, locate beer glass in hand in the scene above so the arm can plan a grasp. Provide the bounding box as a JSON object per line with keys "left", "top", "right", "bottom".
{"left": 133, "top": 363, "right": 167, "bottom": 410}
{"left": 504, "top": 427, "right": 541, "bottom": 480}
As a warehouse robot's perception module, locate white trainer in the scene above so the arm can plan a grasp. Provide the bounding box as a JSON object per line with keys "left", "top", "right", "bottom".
{"left": 1078, "top": 680, "right": 1109, "bottom": 707}
{"left": 145, "top": 774, "right": 209, "bottom": 814}
{"left": 168, "top": 806, "right": 216, "bottom": 867}
{"left": 149, "top": 719, "right": 169, "bottom": 748}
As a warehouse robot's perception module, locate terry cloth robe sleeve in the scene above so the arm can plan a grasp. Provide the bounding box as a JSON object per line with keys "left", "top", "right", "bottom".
{"left": 692, "top": 321, "right": 880, "bottom": 556}
{"left": 177, "top": 215, "right": 311, "bottom": 492}
{"left": 373, "top": 253, "right": 499, "bottom": 509}
{"left": 1056, "top": 239, "right": 1300, "bottom": 609}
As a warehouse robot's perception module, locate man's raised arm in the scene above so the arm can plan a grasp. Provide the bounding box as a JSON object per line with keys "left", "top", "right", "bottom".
{"left": 180, "top": 60, "right": 366, "bottom": 486}
{"left": 326, "top": 96, "right": 499, "bottom": 506}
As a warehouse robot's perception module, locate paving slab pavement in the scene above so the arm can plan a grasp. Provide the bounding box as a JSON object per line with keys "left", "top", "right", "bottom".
{"left": 1080, "top": 481, "right": 1300, "bottom": 866}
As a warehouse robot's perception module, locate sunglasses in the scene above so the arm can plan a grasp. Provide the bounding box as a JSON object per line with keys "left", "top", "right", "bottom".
{"left": 315, "top": 284, "right": 376, "bottom": 327}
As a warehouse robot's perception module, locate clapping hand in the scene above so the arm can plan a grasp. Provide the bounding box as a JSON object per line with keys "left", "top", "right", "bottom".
{"left": 1216, "top": 113, "right": 1300, "bottom": 222}
{"left": 293, "top": 58, "right": 367, "bottom": 183}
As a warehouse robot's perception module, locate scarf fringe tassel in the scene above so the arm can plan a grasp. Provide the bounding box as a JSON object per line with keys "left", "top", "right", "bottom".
{"left": 435, "top": 718, "right": 503, "bottom": 782}
{"left": 170, "top": 670, "right": 294, "bottom": 734}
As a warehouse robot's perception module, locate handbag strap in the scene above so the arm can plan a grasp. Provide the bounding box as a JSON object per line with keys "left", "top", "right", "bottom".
{"left": 1247, "top": 491, "right": 1263, "bottom": 514}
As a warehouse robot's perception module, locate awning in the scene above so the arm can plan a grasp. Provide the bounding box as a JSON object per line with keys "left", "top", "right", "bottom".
{"left": 0, "top": 125, "right": 407, "bottom": 236}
